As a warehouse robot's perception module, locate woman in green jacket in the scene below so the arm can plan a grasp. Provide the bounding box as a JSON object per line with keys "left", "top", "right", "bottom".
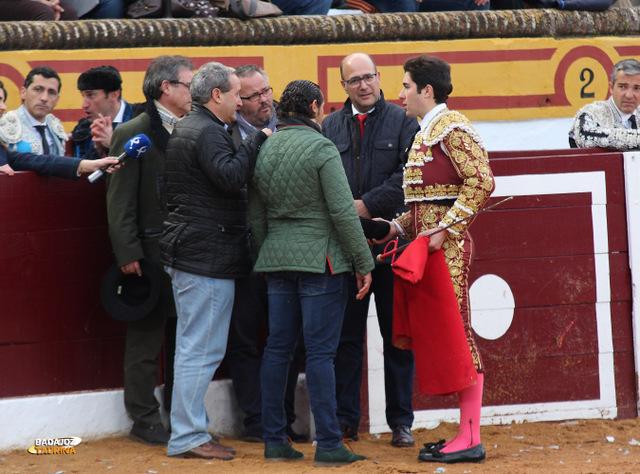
{"left": 248, "top": 80, "right": 374, "bottom": 467}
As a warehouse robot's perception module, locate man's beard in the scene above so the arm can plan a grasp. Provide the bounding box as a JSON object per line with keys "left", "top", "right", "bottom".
{"left": 253, "top": 107, "right": 273, "bottom": 128}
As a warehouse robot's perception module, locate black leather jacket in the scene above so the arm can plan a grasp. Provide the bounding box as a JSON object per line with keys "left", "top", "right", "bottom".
{"left": 321, "top": 92, "right": 418, "bottom": 221}
{"left": 160, "top": 102, "right": 268, "bottom": 279}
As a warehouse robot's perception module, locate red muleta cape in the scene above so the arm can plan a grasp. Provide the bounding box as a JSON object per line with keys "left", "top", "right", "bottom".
{"left": 392, "top": 237, "right": 477, "bottom": 395}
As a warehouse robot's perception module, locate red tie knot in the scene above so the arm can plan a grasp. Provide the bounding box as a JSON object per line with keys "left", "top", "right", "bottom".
{"left": 357, "top": 113, "right": 367, "bottom": 138}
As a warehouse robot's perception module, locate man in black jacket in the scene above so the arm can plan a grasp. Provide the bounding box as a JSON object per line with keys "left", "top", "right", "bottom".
{"left": 322, "top": 52, "right": 418, "bottom": 447}
{"left": 160, "top": 62, "right": 271, "bottom": 460}
{"left": 226, "top": 64, "right": 306, "bottom": 443}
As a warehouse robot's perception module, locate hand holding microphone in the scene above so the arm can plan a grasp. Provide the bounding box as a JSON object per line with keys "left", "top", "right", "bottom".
{"left": 88, "top": 134, "right": 152, "bottom": 185}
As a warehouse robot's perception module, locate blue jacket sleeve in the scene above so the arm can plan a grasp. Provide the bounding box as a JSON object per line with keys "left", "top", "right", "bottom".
{"left": 6, "top": 150, "right": 81, "bottom": 180}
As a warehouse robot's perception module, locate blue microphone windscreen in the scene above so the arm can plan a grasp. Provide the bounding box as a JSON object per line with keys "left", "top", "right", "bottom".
{"left": 124, "top": 134, "right": 152, "bottom": 159}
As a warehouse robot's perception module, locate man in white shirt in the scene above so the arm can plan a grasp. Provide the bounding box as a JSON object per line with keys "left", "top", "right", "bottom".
{"left": 569, "top": 58, "right": 640, "bottom": 150}
{"left": 0, "top": 66, "right": 67, "bottom": 155}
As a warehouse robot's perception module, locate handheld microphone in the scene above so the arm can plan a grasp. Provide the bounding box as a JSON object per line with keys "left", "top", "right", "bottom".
{"left": 88, "top": 134, "right": 152, "bottom": 184}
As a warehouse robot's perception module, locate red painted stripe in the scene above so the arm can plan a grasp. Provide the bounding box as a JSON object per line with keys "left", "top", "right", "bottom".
{"left": 614, "top": 46, "right": 640, "bottom": 56}
{"left": 371, "top": 49, "right": 557, "bottom": 65}
{"left": 28, "top": 57, "right": 264, "bottom": 73}
{"left": 319, "top": 49, "right": 560, "bottom": 112}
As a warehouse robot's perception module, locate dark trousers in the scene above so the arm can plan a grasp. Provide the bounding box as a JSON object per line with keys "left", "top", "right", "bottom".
{"left": 124, "top": 269, "right": 176, "bottom": 426}
{"left": 335, "top": 264, "right": 415, "bottom": 430}
{"left": 225, "top": 273, "right": 302, "bottom": 435}
{"left": 261, "top": 270, "right": 346, "bottom": 450}
{"left": 0, "top": 1, "right": 78, "bottom": 20}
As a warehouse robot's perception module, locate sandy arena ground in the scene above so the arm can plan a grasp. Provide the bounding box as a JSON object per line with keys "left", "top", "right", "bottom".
{"left": 2, "top": 417, "right": 639, "bottom": 473}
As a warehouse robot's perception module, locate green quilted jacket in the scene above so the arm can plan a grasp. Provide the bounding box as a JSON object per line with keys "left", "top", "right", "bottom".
{"left": 248, "top": 117, "right": 374, "bottom": 276}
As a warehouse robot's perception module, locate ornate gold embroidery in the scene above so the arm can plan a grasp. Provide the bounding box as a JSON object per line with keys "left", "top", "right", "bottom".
{"left": 437, "top": 129, "right": 494, "bottom": 234}
{"left": 403, "top": 167, "right": 423, "bottom": 183}
{"left": 406, "top": 146, "right": 432, "bottom": 166}
{"left": 401, "top": 108, "right": 492, "bottom": 372}
{"left": 404, "top": 183, "right": 462, "bottom": 202}
{"left": 440, "top": 227, "right": 482, "bottom": 371}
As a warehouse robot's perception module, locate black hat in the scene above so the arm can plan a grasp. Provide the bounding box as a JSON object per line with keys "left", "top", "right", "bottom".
{"left": 359, "top": 216, "right": 391, "bottom": 240}
{"left": 100, "top": 259, "right": 161, "bottom": 322}
{"left": 77, "top": 65, "right": 122, "bottom": 93}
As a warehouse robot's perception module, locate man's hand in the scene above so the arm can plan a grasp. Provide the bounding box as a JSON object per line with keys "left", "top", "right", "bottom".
{"left": 78, "top": 156, "right": 120, "bottom": 174}
{"left": 39, "top": 0, "right": 64, "bottom": 20}
{"left": 0, "top": 163, "right": 15, "bottom": 176}
{"left": 418, "top": 227, "right": 446, "bottom": 252}
{"left": 355, "top": 272, "right": 372, "bottom": 300}
{"left": 369, "top": 218, "right": 396, "bottom": 245}
{"left": 261, "top": 128, "right": 273, "bottom": 137}
{"left": 91, "top": 114, "right": 114, "bottom": 153}
{"left": 120, "top": 261, "right": 142, "bottom": 276}
{"left": 354, "top": 200, "right": 372, "bottom": 219}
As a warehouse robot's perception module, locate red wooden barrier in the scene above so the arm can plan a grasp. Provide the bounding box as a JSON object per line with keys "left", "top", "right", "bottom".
{"left": 0, "top": 172, "right": 125, "bottom": 397}
{"left": 360, "top": 148, "right": 637, "bottom": 428}
{"left": 1, "top": 147, "right": 637, "bottom": 424}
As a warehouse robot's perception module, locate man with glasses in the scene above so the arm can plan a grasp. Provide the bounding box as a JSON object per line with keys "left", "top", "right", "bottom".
{"left": 322, "top": 52, "right": 419, "bottom": 447}
{"left": 106, "top": 55, "right": 194, "bottom": 447}
{"left": 230, "top": 65, "right": 277, "bottom": 140}
{"left": 161, "top": 62, "right": 271, "bottom": 460}
{"left": 0, "top": 66, "right": 67, "bottom": 155}
{"left": 71, "top": 65, "right": 134, "bottom": 160}
{"left": 226, "top": 64, "right": 306, "bottom": 444}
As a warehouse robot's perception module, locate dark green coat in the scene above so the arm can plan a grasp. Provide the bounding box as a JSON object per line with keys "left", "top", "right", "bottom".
{"left": 249, "top": 118, "right": 374, "bottom": 276}
{"left": 106, "top": 111, "right": 168, "bottom": 273}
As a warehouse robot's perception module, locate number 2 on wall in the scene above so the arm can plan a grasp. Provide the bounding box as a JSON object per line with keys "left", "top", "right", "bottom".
{"left": 580, "top": 68, "right": 595, "bottom": 99}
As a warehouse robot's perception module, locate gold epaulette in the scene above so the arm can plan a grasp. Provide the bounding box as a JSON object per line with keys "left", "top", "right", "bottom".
{"left": 422, "top": 108, "right": 486, "bottom": 151}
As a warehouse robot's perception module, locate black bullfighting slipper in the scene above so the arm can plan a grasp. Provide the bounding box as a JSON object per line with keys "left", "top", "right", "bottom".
{"left": 419, "top": 438, "right": 446, "bottom": 454}
{"left": 418, "top": 443, "right": 485, "bottom": 464}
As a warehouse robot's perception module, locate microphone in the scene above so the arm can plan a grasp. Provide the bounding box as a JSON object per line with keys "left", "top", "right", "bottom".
{"left": 88, "top": 134, "right": 152, "bottom": 184}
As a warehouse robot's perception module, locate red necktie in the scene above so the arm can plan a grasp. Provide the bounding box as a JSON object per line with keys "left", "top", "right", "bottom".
{"left": 357, "top": 113, "right": 367, "bottom": 138}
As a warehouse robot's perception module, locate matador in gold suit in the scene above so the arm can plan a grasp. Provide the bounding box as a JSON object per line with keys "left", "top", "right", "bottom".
{"left": 374, "top": 55, "right": 494, "bottom": 463}
{"left": 395, "top": 103, "right": 495, "bottom": 372}
{"left": 389, "top": 97, "right": 494, "bottom": 463}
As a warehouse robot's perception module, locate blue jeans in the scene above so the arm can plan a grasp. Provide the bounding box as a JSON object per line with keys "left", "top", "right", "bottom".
{"left": 368, "top": 0, "right": 418, "bottom": 12}
{"left": 165, "top": 267, "right": 235, "bottom": 456}
{"left": 272, "top": 0, "right": 331, "bottom": 14}
{"left": 335, "top": 264, "right": 415, "bottom": 430}
{"left": 419, "top": 0, "right": 489, "bottom": 10}
{"left": 83, "top": 0, "right": 125, "bottom": 18}
{"left": 261, "top": 270, "right": 347, "bottom": 451}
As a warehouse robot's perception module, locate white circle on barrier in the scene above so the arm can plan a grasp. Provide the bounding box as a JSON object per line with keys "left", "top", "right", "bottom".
{"left": 470, "top": 274, "right": 515, "bottom": 340}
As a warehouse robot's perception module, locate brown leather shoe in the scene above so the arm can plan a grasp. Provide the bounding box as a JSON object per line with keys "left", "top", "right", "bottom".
{"left": 174, "top": 440, "right": 234, "bottom": 460}
{"left": 210, "top": 437, "right": 236, "bottom": 455}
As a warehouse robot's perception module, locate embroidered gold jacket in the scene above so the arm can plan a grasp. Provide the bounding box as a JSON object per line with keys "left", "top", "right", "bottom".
{"left": 396, "top": 107, "right": 494, "bottom": 239}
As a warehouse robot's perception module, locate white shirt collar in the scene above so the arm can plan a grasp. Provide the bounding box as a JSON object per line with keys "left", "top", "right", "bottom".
{"left": 113, "top": 100, "right": 126, "bottom": 124}
{"left": 23, "top": 106, "right": 46, "bottom": 126}
{"left": 351, "top": 104, "right": 375, "bottom": 116}
{"left": 155, "top": 100, "right": 181, "bottom": 132}
{"left": 610, "top": 97, "right": 637, "bottom": 128}
{"left": 419, "top": 103, "right": 447, "bottom": 132}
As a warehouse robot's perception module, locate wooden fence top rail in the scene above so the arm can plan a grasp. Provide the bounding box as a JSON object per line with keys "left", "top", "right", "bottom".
{"left": 1, "top": 8, "right": 639, "bottom": 50}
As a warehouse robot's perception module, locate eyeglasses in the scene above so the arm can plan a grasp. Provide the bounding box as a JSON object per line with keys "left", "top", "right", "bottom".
{"left": 343, "top": 73, "right": 377, "bottom": 87}
{"left": 170, "top": 81, "right": 191, "bottom": 88}
{"left": 240, "top": 87, "right": 273, "bottom": 102}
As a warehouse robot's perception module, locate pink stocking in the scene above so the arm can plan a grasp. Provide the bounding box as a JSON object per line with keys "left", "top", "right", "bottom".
{"left": 440, "top": 372, "right": 484, "bottom": 453}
